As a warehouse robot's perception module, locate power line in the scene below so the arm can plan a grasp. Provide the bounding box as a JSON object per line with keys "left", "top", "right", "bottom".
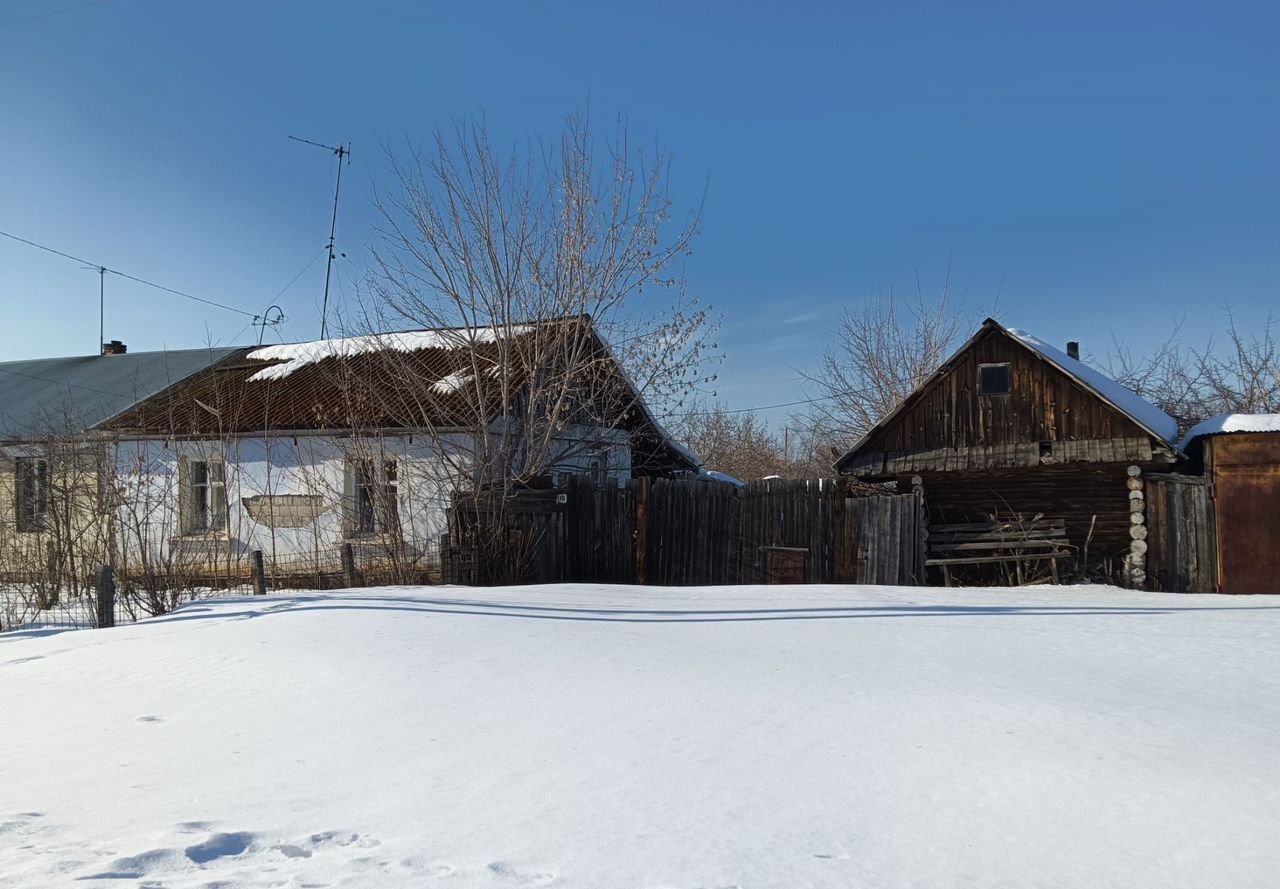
{"left": 0, "top": 0, "right": 104, "bottom": 30}
{"left": 677, "top": 395, "right": 839, "bottom": 416}
{"left": 0, "top": 229, "right": 258, "bottom": 318}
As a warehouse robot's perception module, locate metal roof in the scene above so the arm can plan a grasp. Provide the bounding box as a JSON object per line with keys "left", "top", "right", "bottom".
{"left": 100, "top": 321, "right": 701, "bottom": 475}
{"left": 0, "top": 346, "right": 245, "bottom": 441}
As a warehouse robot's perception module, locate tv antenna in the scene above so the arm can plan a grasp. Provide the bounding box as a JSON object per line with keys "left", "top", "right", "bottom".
{"left": 289, "top": 135, "right": 350, "bottom": 339}
{"left": 252, "top": 304, "right": 287, "bottom": 345}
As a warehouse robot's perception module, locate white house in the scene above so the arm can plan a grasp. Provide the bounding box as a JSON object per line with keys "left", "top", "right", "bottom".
{"left": 97, "top": 320, "right": 698, "bottom": 580}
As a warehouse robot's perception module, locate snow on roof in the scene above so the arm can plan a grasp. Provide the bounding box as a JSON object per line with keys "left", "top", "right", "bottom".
{"left": 1180, "top": 413, "right": 1280, "bottom": 449}
{"left": 1008, "top": 328, "right": 1180, "bottom": 444}
{"left": 697, "top": 469, "right": 745, "bottom": 487}
{"left": 246, "top": 327, "right": 531, "bottom": 382}
{"left": 430, "top": 370, "right": 474, "bottom": 395}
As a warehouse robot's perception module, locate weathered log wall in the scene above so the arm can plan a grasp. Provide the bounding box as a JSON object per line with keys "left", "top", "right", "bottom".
{"left": 905, "top": 465, "right": 1134, "bottom": 578}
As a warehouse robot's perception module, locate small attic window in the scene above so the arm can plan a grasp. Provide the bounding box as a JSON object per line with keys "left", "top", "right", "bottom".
{"left": 978, "top": 363, "right": 1011, "bottom": 396}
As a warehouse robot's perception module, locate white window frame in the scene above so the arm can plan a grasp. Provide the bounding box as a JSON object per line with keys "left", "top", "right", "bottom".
{"left": 346, "top": 455, "right": 400, "bottom": 538}
{"left": 179, "top": 454, "right": 227, "bottom": 536}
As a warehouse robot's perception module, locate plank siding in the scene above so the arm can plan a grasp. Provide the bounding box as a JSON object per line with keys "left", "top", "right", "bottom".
{"left": 859, "top": 327, "right": 1154, "bottom": 459}
{"left": 452, "top": 478, "right": 925, "bottom": 587}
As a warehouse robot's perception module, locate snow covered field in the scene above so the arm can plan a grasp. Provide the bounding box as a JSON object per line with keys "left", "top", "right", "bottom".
{"left": 1, "top": 583, "right": 1277, "bottom": 889}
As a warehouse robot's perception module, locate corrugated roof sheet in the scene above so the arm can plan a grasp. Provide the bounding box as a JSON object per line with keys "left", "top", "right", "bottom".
{"left": 0, "top": 347, "right": 245, "bottom": 441}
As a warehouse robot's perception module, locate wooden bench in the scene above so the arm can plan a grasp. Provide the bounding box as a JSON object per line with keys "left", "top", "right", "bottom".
{"left": 927, "top": 519, "right": 1072, "bottom": 586}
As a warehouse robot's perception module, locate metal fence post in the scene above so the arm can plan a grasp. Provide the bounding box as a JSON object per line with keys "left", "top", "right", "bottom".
{"left": 341, "top": 542, "right": 358, "bottom": 588}
{"left": 251, "top": 550, "right": 267, "bottom": 596}
{"left": 96, "top": 565, "right": 115, "bottom": 628}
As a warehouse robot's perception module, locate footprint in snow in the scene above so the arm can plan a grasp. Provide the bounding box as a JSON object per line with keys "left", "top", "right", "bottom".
{"left": 185, "top": 831, "right": 255, "bottom": 864}
{"left": 277, "top": 843, "right": 313, "bottom": 859}
{"left": 488, "top": 860, "right": 556, "bottom": 885}
{"left": 399, "top": 856, "right": 454, "bottom": 878}
{"left": 136, "top": 715, "right": 164, "bottom": 723}
{"left": 309, "top": 830, "right": 381, "bottom": 849}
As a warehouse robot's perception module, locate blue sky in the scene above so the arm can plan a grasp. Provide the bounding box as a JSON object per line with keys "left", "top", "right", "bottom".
{"left": 1, "top": 0, "right": 1276, "bottom": 424}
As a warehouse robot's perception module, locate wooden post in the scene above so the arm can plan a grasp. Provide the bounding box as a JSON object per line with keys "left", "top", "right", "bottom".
{"left": 633, "top": 477, "right": 649, "bottom": 585}
{"left": 95, "top": 565, "right": 115, "bottom": 629}
{"left": 341, "top": 542, "right": 359, "bottom": 588}
{"left": 832, "top": 477, "right": 847, "bottom": 583}
{"left": 251, "top": 549, "right": 267, "bottom": 596}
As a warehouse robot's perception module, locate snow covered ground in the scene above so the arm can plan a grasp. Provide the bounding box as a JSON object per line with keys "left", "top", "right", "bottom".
{"left": 1, "top": 583, "right": 1277, "bottom": 889}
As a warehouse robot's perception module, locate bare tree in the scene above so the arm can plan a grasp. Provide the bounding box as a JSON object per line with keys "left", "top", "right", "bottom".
{"left": 364, "top": 110, "right": 719, "bottom": 494}
{"left": 796, "top": 274, "right": 968, "bottom": 460}
{"left": 1107, "top": 310, "right": 1280, "bottom": 435}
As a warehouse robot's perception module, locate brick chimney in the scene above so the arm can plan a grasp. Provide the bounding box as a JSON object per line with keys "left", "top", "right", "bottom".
{"left": 1066, "top": 341, "right": 1080, "bottom": 361}
{"left": 101, "top": 340, "right": 127, "bottom": 356}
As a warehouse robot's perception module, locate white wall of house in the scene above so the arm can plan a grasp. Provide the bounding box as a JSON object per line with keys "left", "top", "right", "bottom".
{"left": 109, "top": 425, "right": 631, "bottom": 572}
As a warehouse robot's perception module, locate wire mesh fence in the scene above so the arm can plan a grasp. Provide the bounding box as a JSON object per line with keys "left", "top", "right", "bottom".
{"left": 0, "top": 538, "right": 444, "bottom": 635}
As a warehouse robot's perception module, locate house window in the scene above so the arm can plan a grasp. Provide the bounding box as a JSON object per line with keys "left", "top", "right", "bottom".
{"left": 349, "top": 457, "right": 400, "bottom": 536}
{"left": 978, "top": 363, "right": 1012, "bottom": 396}
{"left": 15, "top": 457, "right": 49, "bottom": 533}
{"left": 180, "top": 457, "right": 227, "bottom": 534}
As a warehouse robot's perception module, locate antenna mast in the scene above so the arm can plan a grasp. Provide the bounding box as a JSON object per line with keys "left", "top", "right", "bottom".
{"left": 97, "top": 266, "right": 106, "bottom": 352}
{"left": 289, "top": 135, "right": 350, "bottom": 339}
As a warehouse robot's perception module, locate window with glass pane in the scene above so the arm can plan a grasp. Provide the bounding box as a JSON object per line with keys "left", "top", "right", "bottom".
{"left": 978, "top": 363, "right": 1012, "bottom": 396}
{"left": 351, "top": 457, "right": 399, "bottom": 535}
{"left": 15, "top": 457, "right": 49, "bottom": 533}
{"left": 182, "top": 457, "right": 226, "bottom": 533}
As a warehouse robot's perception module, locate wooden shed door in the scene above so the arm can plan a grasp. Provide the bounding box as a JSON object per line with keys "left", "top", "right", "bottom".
{"left": 1215, "top": 459, "right": 1280, "bottom": 594}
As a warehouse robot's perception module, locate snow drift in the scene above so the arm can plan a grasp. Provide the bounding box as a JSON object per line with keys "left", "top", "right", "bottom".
{"left": 1, "top": 583, "right": 1277, "bottom": 888}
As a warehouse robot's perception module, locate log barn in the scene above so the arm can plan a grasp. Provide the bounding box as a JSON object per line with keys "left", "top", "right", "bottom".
{"left": 834, "top": 318, "right": 1182, "bottom": 585}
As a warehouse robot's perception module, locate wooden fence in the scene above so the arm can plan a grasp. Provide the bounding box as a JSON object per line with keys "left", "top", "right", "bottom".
{"left": 445, "top": 477, "right": 927, "bottom": 587}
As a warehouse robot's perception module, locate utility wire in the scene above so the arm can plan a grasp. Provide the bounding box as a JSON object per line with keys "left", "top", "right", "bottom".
{"left": 0, "top": 0, "right": 105, "bottom": 30}
{"left": 0, "top": 229, "right": 258, "bottom": 318}
{"left": 683, "top": 396, "right": 837, "bottom": 415}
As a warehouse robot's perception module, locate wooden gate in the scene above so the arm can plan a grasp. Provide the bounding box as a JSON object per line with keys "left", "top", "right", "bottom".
{"left": 1144, "top": 474, "right": 1216, "bottom": 593}
{"left": 836, "top": 492, "right": 929, "bottom": 585}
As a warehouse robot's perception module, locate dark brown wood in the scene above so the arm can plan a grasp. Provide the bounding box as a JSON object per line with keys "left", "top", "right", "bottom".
{"left": 633, "top": 477, "right": 649, "bottom": 584}
{"left": 763, "top": 546, "right": 808, "bottom": 584}
{"left": 925, "top": 519, "right": 1070, "bottom": 585}
{"left": 448, "top": 476, "right": 925, "bottom": 588}
{"left": 1207, "top": 433, "right": 1280, "bottom": 594}
{"left": 847, "top": 325, "right": 1171, "bottom": 473}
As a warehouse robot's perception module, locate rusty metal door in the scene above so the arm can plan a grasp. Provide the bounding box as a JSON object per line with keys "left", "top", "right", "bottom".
{"left": 1212, "top": 435, "right": 1280, "bottom": 594}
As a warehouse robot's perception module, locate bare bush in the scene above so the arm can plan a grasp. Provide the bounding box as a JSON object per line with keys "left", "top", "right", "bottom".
{"left": 796, "top": 274, "right": 968, "bottom": 461}
{"left": 672, "top": 404, "right": 792, "bottom": 481}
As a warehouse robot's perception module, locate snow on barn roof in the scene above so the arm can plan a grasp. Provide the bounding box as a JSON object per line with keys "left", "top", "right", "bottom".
{"left": 1007, "top": 327, "right": 1180, "bottom": 445}
{"left": 833, "top": 319, "right": 1183, "bottom": 475}
{"left": 1180, "top": 413, "right": 1280, "bottom": 449}
{"left": 246, "top": 327, "right": 531, "bottom": 382}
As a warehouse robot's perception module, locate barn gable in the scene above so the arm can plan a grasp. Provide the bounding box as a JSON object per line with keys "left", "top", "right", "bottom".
{"left": 835, "top": 319, "right": 1180, "bottom": 479}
